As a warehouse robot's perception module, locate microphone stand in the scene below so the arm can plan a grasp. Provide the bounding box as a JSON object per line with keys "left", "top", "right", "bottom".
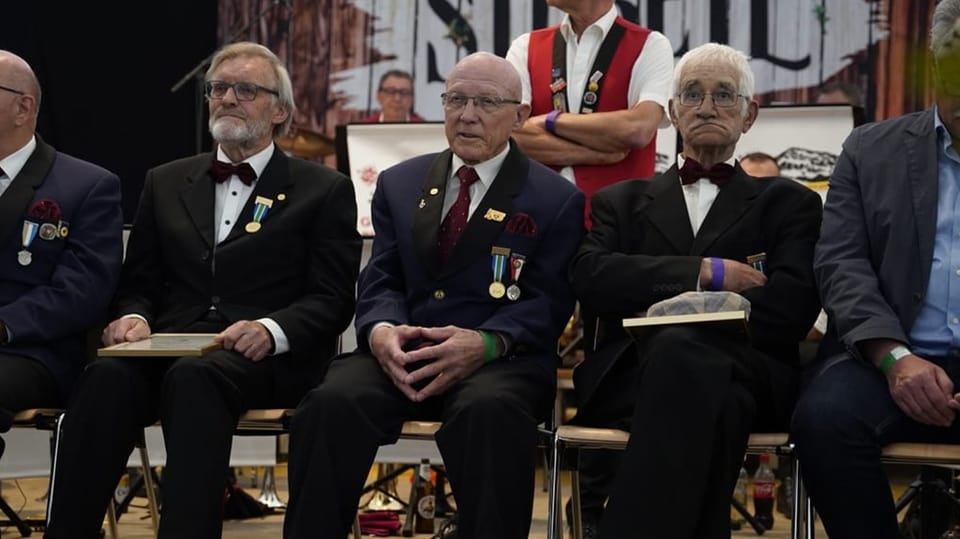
{"left": 170, "top": 0, "right": 291, "bottom": 153}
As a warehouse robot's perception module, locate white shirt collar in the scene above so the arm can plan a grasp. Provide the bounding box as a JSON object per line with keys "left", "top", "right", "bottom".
{"left": 1, "top": 135, "right": 38, "bottom": 180}
{"left": 558, "top": 4, "right": 619, "bottom": 43}
{"left": 216, "top": 142, "right": 275, "bottom": 180}
{"left": 450, "top": 144, "right": 512, "bottom": 188}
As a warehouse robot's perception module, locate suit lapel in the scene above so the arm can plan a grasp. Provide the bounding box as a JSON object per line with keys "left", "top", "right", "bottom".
{"left": 221, "top": 148, "right": 292, "bottom": 245}
{"left": 642, "top": 167, "right": 695, "bottom": 254}
{"left": 0, "top": 137, "right": 55, "bottom": 247}
{"left": 179, "top": 154, "right": 217, "bottom": 248}
{"left": 905, "top": 109, "right": 939, "bottom": 280}
{"left": 412, "top": 151, "right": 453, "bottom": 278}
{"left": 690, "top": 168, "right": 757, "bottom": 255}
{"left": 440, "top": 144, "right": 525, "bottom": 278}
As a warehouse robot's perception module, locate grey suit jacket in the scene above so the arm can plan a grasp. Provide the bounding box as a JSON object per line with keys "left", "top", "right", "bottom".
{"left": 815, "top": 108, "right": 939, "bottom": 359}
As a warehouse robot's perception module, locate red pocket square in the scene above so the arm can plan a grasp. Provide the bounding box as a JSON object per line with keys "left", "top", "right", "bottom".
{"left": 505, "top": 213, "right": 538, "bottom": 237}
{"left": 27, "top": 199, "right": 63, "bottom": 221}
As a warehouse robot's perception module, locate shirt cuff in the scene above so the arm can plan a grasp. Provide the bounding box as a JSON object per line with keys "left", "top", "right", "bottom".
{"left": 121, "top": 313, "right": 149, "bottom": 324}
{"left": 256, "top": 318, "right": 289, "bottom": 355}
{"left": 368, "top": 322, "right": 396, "bottom": 351}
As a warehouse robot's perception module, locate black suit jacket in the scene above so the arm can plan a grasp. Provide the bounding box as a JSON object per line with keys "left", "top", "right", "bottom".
{"left": 115, "top": 147, "right": 361, "bottom": 379}
{"left": 571, "top": 164, "right": 822, "bottom": 425}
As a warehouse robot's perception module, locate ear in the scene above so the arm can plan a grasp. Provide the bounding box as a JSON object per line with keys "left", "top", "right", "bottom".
{"left": 740, "top": 100, "right": 760, "bottom": 134}
{"left": 12, "top": 95, "right": 36, "bottom": 127}
{"left": 514, "top": 103, "right": 531, "bottom": 129}
{"left": 668, "top": 98, "right": 679, "bottom": 129}
{"left": 272, "top": 103, "right": 290, "bottom": 127}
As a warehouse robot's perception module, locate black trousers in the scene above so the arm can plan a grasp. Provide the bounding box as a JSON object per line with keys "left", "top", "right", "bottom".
{"left": 44, "top": 339, "right": 320, "bottom": 539}
{"left": 283, "top": 352, "right": 555, "bottom": 539}
{"left": 595, "top": 326, "right": 795, "bottom": 539}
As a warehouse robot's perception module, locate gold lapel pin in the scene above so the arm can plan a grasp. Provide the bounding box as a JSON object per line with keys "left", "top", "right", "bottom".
{"left": 484, "top": 209, "right": 506, "bottom": 222}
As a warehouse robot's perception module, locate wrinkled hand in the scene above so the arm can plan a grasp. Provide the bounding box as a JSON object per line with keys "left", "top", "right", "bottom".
{"left": 403, "top": 326, "right": 486, "bottom": 402}
{"left": 102, "top": 317, "right": 151, "bottom": 345}
{"left": 214, "top": 321, "right": 273, "bottom": 362}
{"left": 370, "top": 324, "right": 427, "bottom": 401}
{"left": 888, "top": 354, "right": 958, "bottom": 427}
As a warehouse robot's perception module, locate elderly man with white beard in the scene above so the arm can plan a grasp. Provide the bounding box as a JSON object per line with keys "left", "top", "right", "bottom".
{"left": 44, "top": 42, "right": 361, "bottom": 539}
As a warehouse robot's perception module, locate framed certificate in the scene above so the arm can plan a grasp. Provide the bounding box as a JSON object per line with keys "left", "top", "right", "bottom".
{"left": 97, "top": 333, "right": 221, "bottom": 357}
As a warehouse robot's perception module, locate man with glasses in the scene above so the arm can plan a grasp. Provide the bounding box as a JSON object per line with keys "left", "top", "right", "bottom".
{"left": 45, "top": 41, "right": 362, "bottom": 538}
{"left": 570, "top": 43, "right": 822, "bottom": 538}
{"left": 362, "top": 70, "right": 425, "bottom": 123}
{"left": 0, "top": 49, "right": 123, "bottom": 462}
{"left": 284, "top": 52, "right": 584, "bottom": 539}
{"left": 792, "top": 2, "right": 960, "bottom": 537}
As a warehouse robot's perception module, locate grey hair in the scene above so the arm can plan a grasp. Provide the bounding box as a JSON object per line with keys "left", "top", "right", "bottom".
{"left": 932, "top": 0, "right": 960, "bottom": 59}
{"left": 672, "top": 43, "right": 754, "bottom": 117}
{"left": 206, "top": 41, "right": 296, "bottom": 138}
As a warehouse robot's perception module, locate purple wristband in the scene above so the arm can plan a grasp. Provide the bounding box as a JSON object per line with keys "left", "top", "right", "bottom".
{"left": 709, "top": 257, "right": 724, "bottom": 291}
{"left": 545, "top": 109, "right": 562, "bottom": 135}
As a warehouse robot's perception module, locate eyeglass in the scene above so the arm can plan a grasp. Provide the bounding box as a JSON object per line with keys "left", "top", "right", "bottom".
{"left": 380, "top": 87, "right": 413, "bottom": 97}
{"left": 441, "top": 92, "right": 522, "bottom": 114}
{"left": 676, "top": 89, "right": 745, "bottom": 108}
{"left": 0, "top": 84, "right": 25, "bottom": 96}
{"left": 204, "top": 80, "right": 279, "bottom": 102}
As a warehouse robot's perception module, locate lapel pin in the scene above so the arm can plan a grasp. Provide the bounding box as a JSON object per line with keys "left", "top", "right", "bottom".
{"left": 483, "top": 209, "right": 506, "bottom": 222}
{"left": 429, "top": 187, "right": 440, "bottom": 196}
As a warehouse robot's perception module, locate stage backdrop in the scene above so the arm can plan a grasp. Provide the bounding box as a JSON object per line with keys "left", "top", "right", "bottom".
{"left": 218, "top": 0, "right": 935, "bottom": 166}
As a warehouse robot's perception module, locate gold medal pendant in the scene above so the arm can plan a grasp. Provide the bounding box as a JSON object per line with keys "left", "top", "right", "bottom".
{"left": 488, "top": 282, "right": 506, "bottom": 299}
{"left": 245, "top": 221, "right": 262, "bottom": 233}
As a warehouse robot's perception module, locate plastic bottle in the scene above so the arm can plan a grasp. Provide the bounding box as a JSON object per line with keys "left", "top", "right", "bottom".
{"left": 414, "top": 458, "right": 435, "bottom": 534}
{"left": 752, "top": 454, "right": 776, "bottom": 530}
{"left": 730, "top": 464, "right": 749, "bottom": 528}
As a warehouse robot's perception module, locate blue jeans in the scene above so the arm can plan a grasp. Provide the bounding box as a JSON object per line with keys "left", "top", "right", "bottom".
{"left": 791, "top": 353, "right": 960, "bottom": 539}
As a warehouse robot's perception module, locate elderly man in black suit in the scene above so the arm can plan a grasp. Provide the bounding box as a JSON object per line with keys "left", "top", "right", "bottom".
{"left": 570, "top": 42, "right": 822, "bottom": 538}
{"left": 791, "top": 2, "right": 960, "bottom": 537}
{"left": 44, "top": 42, "right": 361, "bottom": 539}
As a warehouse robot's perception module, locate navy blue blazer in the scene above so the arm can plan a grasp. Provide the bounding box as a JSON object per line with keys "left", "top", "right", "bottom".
{"left": 815, "top": 108, "right": 939, "bottom": 359}
{"left": 0, "top": 137, "right": 124, "bottom": 398}
{"left": 355, "top": 141, "right": 585, "bottom": 367}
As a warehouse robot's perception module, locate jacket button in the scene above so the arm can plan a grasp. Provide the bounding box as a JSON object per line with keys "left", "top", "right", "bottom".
{"left": 433, "top": 289, "right": 446, "bottom": 300}
{"left": 201, "top": 250, "right": 210, "bottom": 261}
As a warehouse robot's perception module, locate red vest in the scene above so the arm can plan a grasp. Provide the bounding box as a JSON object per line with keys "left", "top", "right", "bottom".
{"left": 528, "top": 18, "right": 656, "bottom": 227}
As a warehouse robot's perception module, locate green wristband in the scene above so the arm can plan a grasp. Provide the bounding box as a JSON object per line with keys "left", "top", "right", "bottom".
{"left": 879, "top": 345, "right": 911, "bottom": 374}
{"left": 478, "top": 330, "right": 499, "bottom": 363}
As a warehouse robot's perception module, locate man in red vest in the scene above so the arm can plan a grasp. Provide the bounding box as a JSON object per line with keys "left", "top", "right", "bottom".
{"left": 505, "top": 0, "right": 673, "bottom": 230}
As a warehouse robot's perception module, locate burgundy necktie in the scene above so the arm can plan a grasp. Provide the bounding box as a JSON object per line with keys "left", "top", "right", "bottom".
{"left": 437, "top": 166, "right": 480, "bottom": 263}
{"left": 679, "top": 158, "right": 735, "bottom": 187}
{"left": 209, "top": 160, "right": 257, "bottom": 186}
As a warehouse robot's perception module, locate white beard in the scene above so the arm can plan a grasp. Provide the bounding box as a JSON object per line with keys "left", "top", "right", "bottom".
{"left": 209, "top": 116, "right": 272, "bottom": 146}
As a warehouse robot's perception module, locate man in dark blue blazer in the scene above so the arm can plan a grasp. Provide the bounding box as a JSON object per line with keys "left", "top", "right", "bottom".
{"left": 284, "top": 52, "right": 585, "bottom": 539}
{"left": 0, "top": 50, "right": 123, "bottom": 460}
{"left": 44, "top": 42, "right": 361, "bottom": 539}
{"left": 570, "top": 43, "right": 822, "bottom": 538}
{"left": 792, "top": 2, "right": 960, "bottom": 537}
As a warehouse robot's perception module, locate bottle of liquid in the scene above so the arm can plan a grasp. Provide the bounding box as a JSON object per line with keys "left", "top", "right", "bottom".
{"left": 730, "top": 464, "right": 749, "bottom": 528}
{"left": 414, "top": 458, "right": 435, "bottom": 534}
{"left": 752, "top": 453, "right": 776, "bottom": 530}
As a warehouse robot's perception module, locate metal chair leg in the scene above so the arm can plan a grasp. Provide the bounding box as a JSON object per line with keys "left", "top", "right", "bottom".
{"left": 137, "top": 444, "right": 159, "bottom": 535}
{"left": 257, "top": 466, "right": 286, "bottom": 509}
{"left": 571, "top": 468, "right": 583, "bottom": 539}
{"left": 106, "top": 502, "right": 120, "bottom": 539}
{"left": 44, "top": 412, "right": 65, "bottom": 527}
{"left": 547, "top": 432, "right": 563, "bottom": 539}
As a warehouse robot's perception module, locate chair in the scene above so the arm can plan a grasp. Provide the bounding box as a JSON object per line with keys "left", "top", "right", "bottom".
{"left": 0, "top": 409, "right": 65, "bottom": 537}
{"left": 547, "top": 426, "right": 806, "bottom": 539}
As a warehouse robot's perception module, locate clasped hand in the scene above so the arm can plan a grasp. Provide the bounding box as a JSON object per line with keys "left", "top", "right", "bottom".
{"left": 370, "top": 324, "right": 486, "bottom": 402}
{"left": 102, "top": 317, "right": 272, "bottom": 361}
{"left": 887, "top": 354, "right": 960, "bottom": 427}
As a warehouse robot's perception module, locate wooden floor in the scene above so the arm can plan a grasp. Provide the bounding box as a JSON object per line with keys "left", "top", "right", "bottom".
{"left": 0, "top": 463, "right": 830, "bottom": 538}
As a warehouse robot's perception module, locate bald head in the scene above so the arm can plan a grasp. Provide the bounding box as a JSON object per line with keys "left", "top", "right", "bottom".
{"left": 447, "top": 52, "right": 523, "bottom": 103}
{"left": 0, "top": 50, "right": 40, "bottom": 110}
{"left": 0, "top": 50, "right": 42, "bottom": 156}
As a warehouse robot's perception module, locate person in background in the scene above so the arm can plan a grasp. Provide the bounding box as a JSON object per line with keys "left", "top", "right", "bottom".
{"left": 44, "top": 42, "right": 361, "bottom": 539}
{"left": 739, "top": 151, "right": 781, "bottom": 178}
{"left": 570, "top": 42, "right": 822, "bottom": 538}
{"left": 362, "top": 69, "right": 425, "bottom": 123}
{"left": 792, "top": 1, "right": 960, "bottom": 537}
{"left": 506, "top": 0, "right": 674, "bottom": 229}
{"left": 0, "top": 49, "right": 123, "bottom": 462}
{"left": 283, "top": 52, "right": 584, "bottom": 539}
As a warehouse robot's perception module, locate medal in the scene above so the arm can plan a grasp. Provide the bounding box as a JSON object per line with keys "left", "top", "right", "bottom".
{"left": 17, "top": 250, "right": 32, "bottom": 266}
{"left": 246, "top": 196, "right": 273, "bottom": 233}
{"left": 507, "top": 253, "right": 527, "bottom": 302}
{"left": 506, "top": 284, "right": 520, "bottom": 301}
{"left": 245, "top": 221, "right": 262, "bottom": 233}
{"left": 489, "top": 282, "right": 506, "bottom": 299}
{"left": 39, "top": 223, "right": 58, "bottom": 240}
{"left": 583, "top": 91, "right": 598, "bottom": 105}
{"left": 19, "top": 220, "right": 39, "bottom": 266}
{"left": 489, "top": 246, "right": 510, "bottom": 299}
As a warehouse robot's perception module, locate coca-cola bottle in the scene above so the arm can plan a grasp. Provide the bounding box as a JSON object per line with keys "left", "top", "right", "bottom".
{"left": 414, "top": 458, "right": 435, "bottom": 534}
{"left": 752, "top": 453, "right": 776, "bottom": 530}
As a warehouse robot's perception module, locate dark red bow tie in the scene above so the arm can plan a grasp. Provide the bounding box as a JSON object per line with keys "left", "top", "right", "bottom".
{"left": 209, "top": 160, "right": 257, "bottom": 186}
{"left": 679, "top": 158, "right": 735, "bottom": 187}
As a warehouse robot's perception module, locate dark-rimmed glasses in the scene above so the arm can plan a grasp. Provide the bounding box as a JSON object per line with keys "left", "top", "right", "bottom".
{"left": 441, "top": 92, "right": 521, "bottom": 114}
{"left": 0, "top": 84, "right": 25, "bottom": 96}
{"left": 204, "top": 81, "right": 279, "bottom": 102}
{"left": 676, "top": 89, "right": 745, "bottom": 108}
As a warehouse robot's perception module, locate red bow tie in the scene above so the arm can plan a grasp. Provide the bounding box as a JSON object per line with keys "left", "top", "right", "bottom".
{"left": 679, "top": 159, "right": 735, "bottom": 187}
{"left": 209, "top": 160, "right": 257, "bottom": 186}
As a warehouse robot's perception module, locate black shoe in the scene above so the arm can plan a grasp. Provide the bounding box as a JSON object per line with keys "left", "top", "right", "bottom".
{"left": 565, "top": 498, "right": 601, "bottom": 539}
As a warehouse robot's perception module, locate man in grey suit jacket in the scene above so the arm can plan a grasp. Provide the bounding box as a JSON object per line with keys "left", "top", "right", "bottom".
{"left": 45, "top": 42, "right": 361, "bottom": 539}
{"left": 791, "top": 2, "right": 960, "bottom": 537}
